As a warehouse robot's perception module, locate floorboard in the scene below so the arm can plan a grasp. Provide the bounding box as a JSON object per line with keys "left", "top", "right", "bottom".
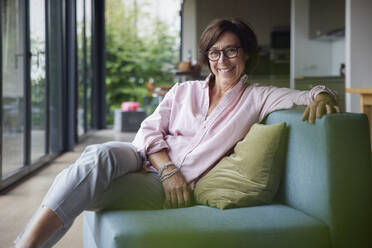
{"left": 0, "top": 130, "right": 136, "bottom": 247}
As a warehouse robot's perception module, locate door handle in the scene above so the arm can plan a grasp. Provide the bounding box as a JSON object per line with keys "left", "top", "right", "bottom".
{"left": 30, "top": 51, "right": 45, "bottom": 67}
{"left": 14, "top": 51, "right": 45, "bottom": 68}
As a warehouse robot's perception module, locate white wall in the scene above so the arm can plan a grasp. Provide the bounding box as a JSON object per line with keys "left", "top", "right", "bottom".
{"left": 291, "top": 0, "right": 336, "bottom": 78}
{"left": 182, "top": 0, "right": 198, "bottom": 62}
{"left": 331, "top": 39, "right": 346, "bottom": 76}
{"left": 345, "top": 0, "right": 372, "bottom": 112}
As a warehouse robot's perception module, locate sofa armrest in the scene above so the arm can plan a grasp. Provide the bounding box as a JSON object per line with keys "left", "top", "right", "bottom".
{"left": 265, "top": 109, "right": 372, "bottom": 248}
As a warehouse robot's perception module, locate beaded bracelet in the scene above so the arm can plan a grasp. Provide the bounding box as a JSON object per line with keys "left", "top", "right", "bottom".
{"left": 160, "top": 167, "right": 180, "bottom": 182}
{"left": 158, "top": 161, "right": 175, "bottom": 177}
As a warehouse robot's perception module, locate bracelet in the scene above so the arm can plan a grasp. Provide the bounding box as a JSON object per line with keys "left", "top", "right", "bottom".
{"left": 160, "top": 167, "right": 180, "bottom": 182}
{"left": 158, "top": 161, "right": 175, "bottom": 177}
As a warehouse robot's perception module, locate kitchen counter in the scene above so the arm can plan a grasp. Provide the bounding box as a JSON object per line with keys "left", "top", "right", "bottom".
{"left": 295, "top": 76, "right": 344, "bottom": 80}
{"left": 249, "top": 75, "right": 290, "bottom": 88}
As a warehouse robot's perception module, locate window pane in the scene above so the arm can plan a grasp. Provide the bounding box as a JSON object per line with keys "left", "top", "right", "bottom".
{"left": 48, "top": 0, "right": 64, "bottom": 154}
{"left": 86, "top": 0, "right": 92, "bottom": 130}
{"left": 77, "top": 0, "right": 85, "bottom": 136}
{"left": 1, "top": 0, "right": 26, "bottom": 176}
{"left": 30, "top": 0, "right": 47, "bottom": 162}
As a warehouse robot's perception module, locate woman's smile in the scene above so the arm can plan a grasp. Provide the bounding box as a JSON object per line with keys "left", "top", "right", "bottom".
{"left": 209, "top": 32, "right": 247, "bottom": 86}
{"left": 217, "top": 66, "right": 235, "bottom": 73}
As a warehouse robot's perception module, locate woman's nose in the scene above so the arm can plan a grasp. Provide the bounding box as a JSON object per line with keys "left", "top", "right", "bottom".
{"left": 218, "top": 51, "right": 228, "bottom": 62}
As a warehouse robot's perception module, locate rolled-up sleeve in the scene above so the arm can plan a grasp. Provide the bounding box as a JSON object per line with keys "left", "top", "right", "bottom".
{"left": 132, "top": 83, "right": 179, "bottom": 160}
{"left": 256, "top": 84, "right": 338, "bottom": 122}
{"left": 308, "top": 85, "right": 338, "bottom": 102}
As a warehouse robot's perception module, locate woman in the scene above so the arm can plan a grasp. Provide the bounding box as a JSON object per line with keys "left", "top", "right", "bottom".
{"left": 14, "top": 18, "right": 340, "bottom": 248}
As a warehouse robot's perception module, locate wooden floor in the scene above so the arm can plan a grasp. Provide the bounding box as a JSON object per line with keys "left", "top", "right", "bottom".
{"left": 0, "top": 129, "right": 136, "bottom": 248}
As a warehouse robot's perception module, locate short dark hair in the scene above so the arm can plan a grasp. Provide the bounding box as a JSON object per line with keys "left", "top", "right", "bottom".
{"left": 198, "top": 18, "right": 258, "bottom": 74}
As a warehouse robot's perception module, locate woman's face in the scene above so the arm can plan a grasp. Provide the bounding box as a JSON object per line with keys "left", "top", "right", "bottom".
{"left": 208, "top": 32, "right": 248, "bottom": 86}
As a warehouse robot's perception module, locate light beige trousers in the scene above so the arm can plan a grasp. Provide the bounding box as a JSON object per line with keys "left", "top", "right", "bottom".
{"left": 16, "top": 142, "right": 165, "bottom": 248}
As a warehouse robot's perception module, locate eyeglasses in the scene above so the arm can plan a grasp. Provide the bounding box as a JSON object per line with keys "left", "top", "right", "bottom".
{"left": 206, "top": 47, "right": 241, "bottom": 61}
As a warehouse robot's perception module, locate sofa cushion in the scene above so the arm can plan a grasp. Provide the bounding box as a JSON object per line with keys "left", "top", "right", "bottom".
{"left": 83, "top": 204, "right": 330, "bottom": 248}
{"left": 194, "top": 122, "right": 286, "bottom": 209}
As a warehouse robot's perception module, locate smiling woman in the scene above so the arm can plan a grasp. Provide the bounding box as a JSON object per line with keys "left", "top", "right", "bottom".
{"left": 198, "top": 19, "right": 258, "bottom": 117}
{"left": 13, "top": 17, "right": 340, "bottom": 248}
{"left": 207, "top": 33, "right": 247, "bottom": 88}
{"left": 199, "top": 18, "right": 259, "bottom": 77}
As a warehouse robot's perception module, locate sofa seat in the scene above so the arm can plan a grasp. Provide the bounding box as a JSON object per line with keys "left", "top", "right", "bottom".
{"left": 83, "top": 204, "right": 330, "bottom": 248}
{"left": 84, "top": 110, "right": 372, "bottom": 248}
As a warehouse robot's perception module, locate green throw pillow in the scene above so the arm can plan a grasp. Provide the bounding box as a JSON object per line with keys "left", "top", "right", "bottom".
{"left": 194, "top": 122, "right": 286, "bottom": 210}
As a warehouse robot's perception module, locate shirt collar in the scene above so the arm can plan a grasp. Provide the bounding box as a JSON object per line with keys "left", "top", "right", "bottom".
{"left": 202, "top": 73, "right": 248, "bottom": 89}
{"left": 201, "top": 74, "right": 212, "bottom": 88}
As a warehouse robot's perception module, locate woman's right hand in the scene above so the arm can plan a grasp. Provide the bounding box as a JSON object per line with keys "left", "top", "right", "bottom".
{"left": 161, "top": 166, "right": 193, "bottom": 209}
{"left": 147, "top": 150, "right": 192, "bottom": 208}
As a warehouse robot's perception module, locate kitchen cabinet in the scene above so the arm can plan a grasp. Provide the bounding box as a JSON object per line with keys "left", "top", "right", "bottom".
{"left": 310, "top": 0, "right": 345, "bottom": 40}
{"left": 251, "top": 49, "right": 290, "bottom": 76}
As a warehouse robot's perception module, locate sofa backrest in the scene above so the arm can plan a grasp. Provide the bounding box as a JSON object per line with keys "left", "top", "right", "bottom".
{"left": 264, "top": 109, "right": 372, "bottom": 248}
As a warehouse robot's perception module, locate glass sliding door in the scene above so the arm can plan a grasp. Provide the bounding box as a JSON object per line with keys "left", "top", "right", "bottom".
{"left": 77, "top": 0, "right": 85, "bottom": 136}
{"left": 77, "top": 0, "right": 93, "bottom": 138}
{"left": 85, "top": 0, "right": 92, "bottom": 129}
{"left": 1, "top": 0, "right": 49, "bottom": 186}
{"left": 0, "top": 0, "right": 97, "bottom": 190}
{"left": 1, "top": 0, "right": 26, "bottom": 177}
{"left": 47, "top": 0, "right": 64, "bottom": 155}
{"left": 30, "top": 0, "right": 47, "bottom": 162}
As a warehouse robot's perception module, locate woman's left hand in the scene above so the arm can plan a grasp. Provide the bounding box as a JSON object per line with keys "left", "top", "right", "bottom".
{"left": 302, "top": 92, "right": 341, "bottom": 123}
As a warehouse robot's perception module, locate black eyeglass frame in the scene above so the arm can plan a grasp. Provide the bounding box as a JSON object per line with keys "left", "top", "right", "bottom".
{"left": 206, "top": 46, "right": 242, "bottom": 61}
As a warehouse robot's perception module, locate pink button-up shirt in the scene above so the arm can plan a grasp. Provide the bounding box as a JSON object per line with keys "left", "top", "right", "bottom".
{"left": 132, "top": 74, "right": 335, "bottom": 188}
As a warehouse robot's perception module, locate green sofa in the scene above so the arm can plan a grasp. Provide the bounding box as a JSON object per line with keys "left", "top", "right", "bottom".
{"left": 83, "top": 109, "right": 372, "bottom": 248}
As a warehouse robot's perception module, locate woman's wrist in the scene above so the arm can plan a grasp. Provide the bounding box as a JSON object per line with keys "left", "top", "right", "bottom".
{"left": 315, "top": 92, "right": 336, "bottom": 104}
{"left": 160, "top": 167, "right": 180, "bottom": 182}
{"left": 158, "top": 161, "right": 175, "bottom": 177}
{"left": 158, "top": 162, "right": 179, "bottom": 182}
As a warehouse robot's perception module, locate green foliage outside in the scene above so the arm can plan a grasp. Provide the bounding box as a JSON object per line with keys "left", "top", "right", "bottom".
{"left": 105, "top": 0, "right": 179, "bottom": 124}
{"left": 30, "top": 38, "right": 46, "bottom": 129}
